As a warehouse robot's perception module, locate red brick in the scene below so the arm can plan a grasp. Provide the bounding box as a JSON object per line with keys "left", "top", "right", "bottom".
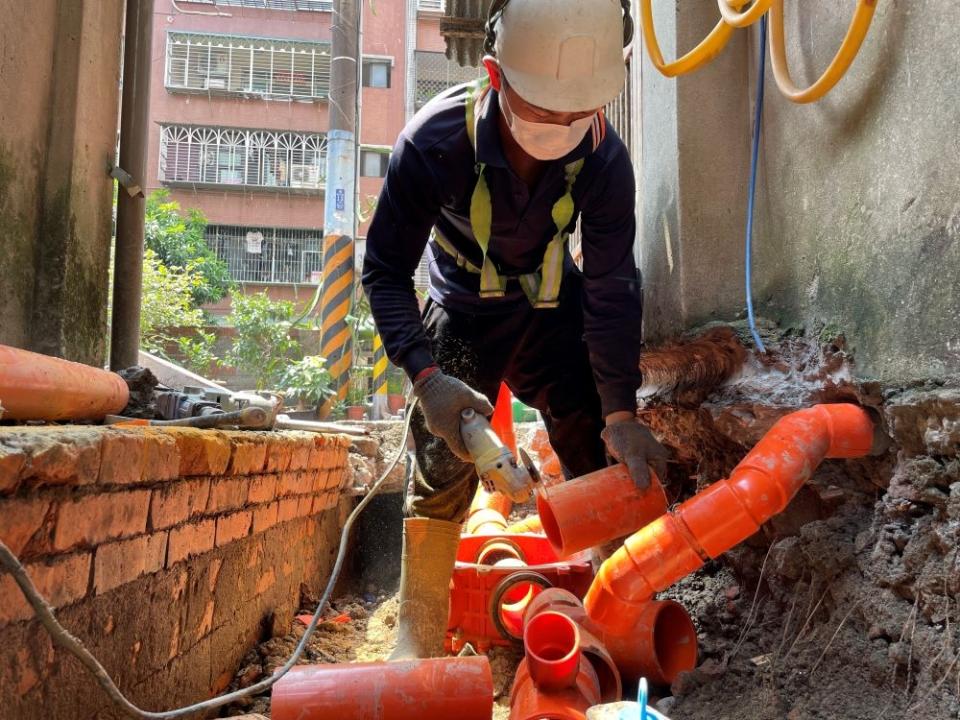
{"left": 225, "top": 434, "right": 268, "bottom": 475}
{"left": 0, "top": 443, "right": 27, "bottom": 494}
{"left": 252, "top": 503, "right": 279, "bottom": 534}
{"left": 0, "top": 552, "right": 91, "bottom": 624}
{"left": 98, "top": 430, "right": 145, "bottom": 485}
{"left": 288, "top": 435, "right": 312, "bottom": 470}
{"left": 93, "top": 532, "right": 168, "bottom": 594}
{"left": 312, "top": 492, "right": 338, "bottom": 514}
{"left": 264, "top": 436, "right": 293, "bottom": 473}
{"left": 2, "top": 428, "right": 102, "bottom": 488}
{"left": 215, "top": 511, "right": 252, "bottom": 547}
{"left": 163, "top": 428, "right": 232, "bottom": 477}
{"left": 0, "top": 497, "right": 52, "bottom": 556}
{"left": 256, "top": 567, "right": 276, "bottom": 595}
{"left": 207, "top": 478, "right": 249, "bottom": 514}
{"left": 54, "top": 490, "right": 150, "bottom": 551}
{"left": 141, "top": 430, "right": 180, "bottom": 482}
{"left": 297, "top": 496, "right": 314, "bottom": 518}
{"left": 277, "top": 497, "right": 299, "bottom": 523}
{"left": 247, "top": 475, "right": 278, "bottom": 505}
{"left": 279, "top": 471, "right": 312, "bottom": 497}
{"left": 167, "top": 520, "right": 216, "bottom": 566}
{"left": 150, "top": 479, "right": 210, "bottom": 530}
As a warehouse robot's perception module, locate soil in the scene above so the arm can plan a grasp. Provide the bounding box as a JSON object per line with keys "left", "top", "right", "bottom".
{"left": 223, "top": 329, "right": 960, "bottom": 720}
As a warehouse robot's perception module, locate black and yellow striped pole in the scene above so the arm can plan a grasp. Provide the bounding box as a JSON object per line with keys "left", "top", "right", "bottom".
{"left": 370, "top": 332, "right": 389, "bottom": 419}
{"left": 319, "top": 232, "right": 354, "bottom": 414}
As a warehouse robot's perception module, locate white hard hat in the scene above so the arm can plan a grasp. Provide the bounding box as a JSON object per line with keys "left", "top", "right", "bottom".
{"left": 493, "top": 0, "right": 627, "bottom": 112}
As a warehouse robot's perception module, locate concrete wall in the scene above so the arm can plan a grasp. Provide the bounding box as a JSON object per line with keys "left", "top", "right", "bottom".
{"left": 0, "top": 426, "right": 351, "bottom": 720}
{"left": 755, "top": 0, "right": 960, "bottom": 380}
{"left": 0, "top": 1, "right": 124, "bottom": 365}
{"left": 640, "top": 1, "right": 960, "bottom": 382}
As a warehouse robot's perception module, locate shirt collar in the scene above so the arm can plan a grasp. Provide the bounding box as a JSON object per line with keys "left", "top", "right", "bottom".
{"left": 474, "top": 88, "right": 596, "bottom": 170}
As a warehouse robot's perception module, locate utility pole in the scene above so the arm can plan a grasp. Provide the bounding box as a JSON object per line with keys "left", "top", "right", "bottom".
{"left": 110, "top": 0, "right": 154, "bottom": 370}
{"left": 320, "top": 0, "right": 359, "bottom": 414}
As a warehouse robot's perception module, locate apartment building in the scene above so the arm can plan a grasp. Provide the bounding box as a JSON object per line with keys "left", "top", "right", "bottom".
{"left": 146, "top": 0, "right": 481, "bottom": 316}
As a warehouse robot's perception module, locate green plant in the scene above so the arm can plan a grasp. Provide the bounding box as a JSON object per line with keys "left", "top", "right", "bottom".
{"left": 386, "top": 367, "right": 407, "bottom": 395}
{"left": 139, "top": 248, "right": 207, "bottom": 351}
{"left": 226, "top": 292, "right": 302, "bottom": 390}
{"left": 145, "top": 190, "right": 233, "bottom": 305}
{"left": 347, "top": 366, "right": 371, "bottom": 406}
{"left": 280, "top": 356, "right": 335, "bottom": 408}
{"left": 175, "top": 331, "right": 219, "bottom": 377}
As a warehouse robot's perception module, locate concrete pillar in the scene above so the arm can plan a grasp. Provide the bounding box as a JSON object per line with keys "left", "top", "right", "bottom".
{"left": 0, "top": 1, "right": 124, "bottom": 366}
{"left": 639, "top": 3, "right": 752, "bottom": 342}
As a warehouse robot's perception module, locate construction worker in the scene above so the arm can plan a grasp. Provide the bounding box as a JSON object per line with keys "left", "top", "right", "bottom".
{"left": 362, "top": 0, "right": 668, "bottom": 660}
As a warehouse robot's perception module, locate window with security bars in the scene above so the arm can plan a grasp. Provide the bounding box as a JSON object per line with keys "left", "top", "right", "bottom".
{"left": 159, "top": 125, "right": 327, "bottom": 191}
{"left": 417, "top": 0, "right": 445, "bottom": 12}
{"left": 414, "top": 51, "right": 483, "bottom": 111}
{"left": 166, "top": 32, "right": 331, "bottom": 100}
{"left": 183, "top": 1, "right": 333, "bottom": 11}
{"left": 207, "top": 225, "right": 324, "bottom": 285}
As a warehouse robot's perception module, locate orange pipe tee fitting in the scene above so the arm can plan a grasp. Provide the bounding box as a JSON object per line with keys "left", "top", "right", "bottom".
{"left": 271, "top": 657, "right": 494, "bottom": 720}
{"left": 0, "top": 344, "right": 130, "bottom": 421}
{"left": 586, "top": 404, "right": 875, "bottom": 634}
{"left": 537, "top": 464, "right": 669, "bottom": 558}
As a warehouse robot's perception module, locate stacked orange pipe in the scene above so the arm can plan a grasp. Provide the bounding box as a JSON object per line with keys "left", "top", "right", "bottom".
{"left": 0, "top": 344, "right": 129, "bottom": 421}
{"left": 586, "top": 404, "right": 875, "bottom": 636}
{"left": 465, "top": 383, "right": 518, "bottom": 536}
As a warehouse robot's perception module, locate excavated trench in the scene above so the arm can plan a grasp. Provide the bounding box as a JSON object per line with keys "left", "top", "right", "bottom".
{"left": 220, "top": 328, "right": 960, "bottom": 720}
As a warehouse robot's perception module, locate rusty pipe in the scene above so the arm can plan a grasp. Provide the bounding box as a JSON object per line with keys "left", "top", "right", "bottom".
{"left": 271, "top": 657, "right": 494, "bottom": 720}
{"left": 585, "top": 404, "right": 875, "bottom": 634}
{"left": 0, "top": 344, "right": 130, "bottom": 421}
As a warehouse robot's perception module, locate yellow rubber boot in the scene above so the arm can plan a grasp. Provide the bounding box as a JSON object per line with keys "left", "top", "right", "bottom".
{"left": 389, "top": 517, "right": 462, "bottom": 660}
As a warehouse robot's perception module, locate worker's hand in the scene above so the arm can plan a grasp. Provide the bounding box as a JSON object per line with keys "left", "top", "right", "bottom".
{"left": 601, "top": 420, "right": 669, "bottom": 490}
{"left": 413, "top": 369, "right": 494, "bottom": 461}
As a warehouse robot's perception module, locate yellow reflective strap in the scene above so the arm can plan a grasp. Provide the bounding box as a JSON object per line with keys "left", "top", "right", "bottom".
{"left": 480, "top": 257, "right": 507, "bottom": 297}
{"left": 470, "top": 166, "right": 492, "bottom": 254}
{"left": 433, "top": 229, "right": 481, "bottom": 273}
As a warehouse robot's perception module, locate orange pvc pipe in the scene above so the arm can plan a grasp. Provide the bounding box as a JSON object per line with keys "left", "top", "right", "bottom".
{"left": 271, "top": 657, "right": 494, "bottom": 720}
{"left": 509, "top": 650, "right": 601, "bottom": 720}
{"left": 505, "top": 515, "right": 544, "bottom": 535}
{"left": 465, "top": 383, "right": 519, "bottom": 531}
{"left": 537, "top": 464, "right": 668, "bottom": 558}
{"left": 585, "top": 404, "right": 874, "bottom": 634}
{"left": 0, "top": 344, "right": 130, "bottom": 421}
{"left": 465, "top": 506, "right": 510, "bottom": 536}
{"left": 491, "top": 382, "right": 518, "bottom": 456}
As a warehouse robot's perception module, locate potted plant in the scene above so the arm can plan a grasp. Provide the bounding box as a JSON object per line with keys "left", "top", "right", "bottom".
{"left": 386, "top": 370, "right": 408, "bottom": 415}
{"left": 279, "top": 356, "right": 335, "bottom": 414}
{"left": 345, "top": 366, "right": 371, "bottom": 421}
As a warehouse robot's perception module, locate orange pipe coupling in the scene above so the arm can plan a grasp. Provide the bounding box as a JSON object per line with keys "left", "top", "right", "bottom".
{"left": 538, "top": 464, "right": 668, "bottom": 558}
{"left": 510, "top": 612, "right": 602, "bottom": 720}
{"left": 271, "top": 657, "right": 494, "bottom": 720}
{"left": 0, "top": 344, "right": 130, "bottom": 421}
{"left": 585, "top": 404, "right": 875, "bottom": 636}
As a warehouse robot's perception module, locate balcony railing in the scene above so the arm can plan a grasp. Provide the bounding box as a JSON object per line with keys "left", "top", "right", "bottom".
{"left": 159, "top": 125, "right": 327, "bottom": 193}
{"left": 414, "top": 50, "right": 483, "bottom": 111}
{"left": 166, "top": 32, "right": 331, "bottom": 101}
{"left": 183, "top": 0, "right": 333, "bottom": 11}
{"left": 417, "top": 0, "right": 445, "bottom": 13}
{"left": 207, "top": 225, "right": 324, "bottom": 285}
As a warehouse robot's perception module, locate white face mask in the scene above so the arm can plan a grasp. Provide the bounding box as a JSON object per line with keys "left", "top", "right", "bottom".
{"left": 499, "top": 88, "right": 595, "bottom": 161}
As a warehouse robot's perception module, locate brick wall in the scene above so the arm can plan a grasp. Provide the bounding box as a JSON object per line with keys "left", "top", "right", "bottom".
{"left": 0, "top": 426, "right": 353, "bottom": 720}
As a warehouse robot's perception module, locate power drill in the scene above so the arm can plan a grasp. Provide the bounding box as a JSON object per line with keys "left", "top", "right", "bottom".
{"left": 460, "top": 408, "right": 539, "bottom": 503}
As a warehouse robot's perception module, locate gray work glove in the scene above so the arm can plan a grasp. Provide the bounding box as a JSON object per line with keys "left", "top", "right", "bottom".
{"left": 601, "top": 421, "right": 669, "bottom": 490}
{"left": 413, "top": 370, "right": 494, "bottom": 461}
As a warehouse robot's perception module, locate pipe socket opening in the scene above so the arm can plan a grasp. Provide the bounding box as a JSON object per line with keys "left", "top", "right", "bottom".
{"left": 499, "top": 582, "right": 543, "bottom": 639}
{"left": 652, "top": 602, "right": 699, "bottom": 682}
{"left": 476, "top": 539, "right": 526, "bottom": 567}
{"left": 536, "top": 493, "right": 564, "bottom": 553}
{"left": 524, "top": 611, "right": 581, "bottom": 689}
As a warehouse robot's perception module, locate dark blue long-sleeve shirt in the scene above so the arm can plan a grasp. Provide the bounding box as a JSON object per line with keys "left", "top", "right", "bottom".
{"left": 361, "top": 82, "right": 643, "bottom": 416}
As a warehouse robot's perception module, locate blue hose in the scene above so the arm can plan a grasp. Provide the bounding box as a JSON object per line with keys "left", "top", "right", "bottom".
{"left": 745, "top": 15, "right": 768, "bottom": 353}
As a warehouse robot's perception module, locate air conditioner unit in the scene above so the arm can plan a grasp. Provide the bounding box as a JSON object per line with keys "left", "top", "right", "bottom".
{"left": 290, "top": 164, "right": 320, "bottom": 188}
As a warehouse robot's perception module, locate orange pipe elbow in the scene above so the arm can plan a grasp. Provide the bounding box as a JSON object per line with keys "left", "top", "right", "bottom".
{"left": 271, "top": 657, "right": 494, "bottom": 720}
{"left": 586, "top": 404, "right": 874, "bottom": 633}
{"left": 537, "top": 464, "right": 668, "bottom": 558}
{"left": 0, "top": 344, "right": 130, "bottom": 421}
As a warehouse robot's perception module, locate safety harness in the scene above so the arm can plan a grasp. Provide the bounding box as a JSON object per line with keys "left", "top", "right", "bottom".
{"left": 432, "top": 79, "right": 605, "bottom": 309}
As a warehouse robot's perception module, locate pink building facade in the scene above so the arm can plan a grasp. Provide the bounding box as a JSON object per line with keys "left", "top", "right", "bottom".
{"left": 146, "top": 0, "right": 480, "bottom": 315}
